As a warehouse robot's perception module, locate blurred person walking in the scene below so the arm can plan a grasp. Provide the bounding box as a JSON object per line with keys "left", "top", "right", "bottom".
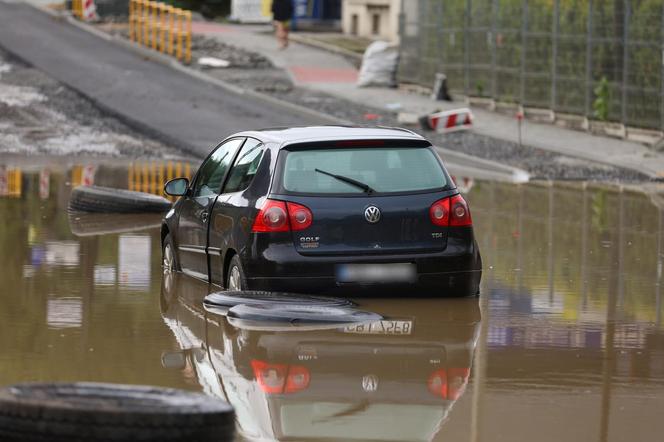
{"left": 272, "top": 0, "right": 293, "bottom": 49}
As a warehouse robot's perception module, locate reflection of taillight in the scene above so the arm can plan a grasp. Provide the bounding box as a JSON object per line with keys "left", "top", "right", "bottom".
{"left": 251, "top": 359, "right": 310, "bottom": 394}
{"left": 447, "top": 367, "right": 470, "bottom": 400}
{"left": 428, "top": 369, "right": 448, "bottom": 398}
{"left": 252, "top": 199, "right": 313, "bottom": 232}
{"left": 428, "top": 367, "right": 470, "bottom": 400}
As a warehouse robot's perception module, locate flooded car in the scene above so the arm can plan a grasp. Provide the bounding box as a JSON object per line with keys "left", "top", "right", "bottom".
{"left": 160, "top": 274, "right": 480, "bottom": 441}
{"left": 161, "top": 126, "right": 482, "bottom": 296}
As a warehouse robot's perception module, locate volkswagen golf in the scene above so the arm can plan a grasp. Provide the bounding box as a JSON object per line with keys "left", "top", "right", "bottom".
{"left": 161, "top": 126, "right": 481, "bottom": 296}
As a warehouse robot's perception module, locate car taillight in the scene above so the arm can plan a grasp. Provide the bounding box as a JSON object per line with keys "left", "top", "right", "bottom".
{"left": 252, "top": 199, "right": 313, "bottom": 232}
{"left": 429, "top": 194, "right": 472, "bottom": 227}
{"left": 251, "top": 359, "right": 310, "bottom": 394}
{"left": 428, "top": 367, "right": 470, "bottom": 400}
{"left": 251, "top": 200, "right": 289, "bottom": 232}
{"left": 449, "top": 194, "right": 472, "bottom": 226}
{"left": 429, "top": 198, "right": 450, "bottom": 226}
{"left": 286, "top": 202, "right": 313, "bottom": 231}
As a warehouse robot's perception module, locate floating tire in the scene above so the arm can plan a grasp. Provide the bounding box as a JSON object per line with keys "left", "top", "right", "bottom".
{"left": 68, "top": 212, "right": 163, "bottom": 237}
{"left": 0, "top": 383, "right": 234, "bottom": 442}
{"left": 203, "top": 290, "right": 355, "bottom": 316}
{"left": 69, "top": 186, "right": 172, "bottom": 213}
{"left": 226, "top": 303, "right": 383, "bottom": 325}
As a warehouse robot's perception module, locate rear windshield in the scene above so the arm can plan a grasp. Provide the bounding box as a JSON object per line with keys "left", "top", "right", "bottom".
{"left": 281, "top": 147, "right": 447, "bottom": 194}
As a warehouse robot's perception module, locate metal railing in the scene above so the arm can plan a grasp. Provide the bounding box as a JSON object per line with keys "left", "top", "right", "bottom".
{"left": 128, "top": 161, "right": 193, "bottom": 201}
{"left": 128, "top": 0, "right": 192, "bottom": 63}
{"left": 399, "top": 0, "right": 664, "bottom": 130}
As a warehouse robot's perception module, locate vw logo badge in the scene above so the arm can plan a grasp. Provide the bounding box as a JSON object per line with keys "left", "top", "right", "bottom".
{"left": 362, "top": 374, "right": 379, "bottom": 393}
{"left": 364, "top": 205, "right": 381, "bottom": 224}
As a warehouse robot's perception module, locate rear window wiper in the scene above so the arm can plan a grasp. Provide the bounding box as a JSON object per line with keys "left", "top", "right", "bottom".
{"left": 314, "top": 168, "right": 375, "bottom": 194}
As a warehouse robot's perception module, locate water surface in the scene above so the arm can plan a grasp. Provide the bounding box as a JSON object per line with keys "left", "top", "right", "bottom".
{"left": 1, "top": 161, "right": 662, "bottom": 441}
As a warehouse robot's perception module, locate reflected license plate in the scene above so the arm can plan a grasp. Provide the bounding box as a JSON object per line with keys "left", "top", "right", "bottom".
{"left": 335, "top": 263, "right": 416, "bottom": 283}
{"left": 342, "top": 320, "right": 413, "bottom": 335}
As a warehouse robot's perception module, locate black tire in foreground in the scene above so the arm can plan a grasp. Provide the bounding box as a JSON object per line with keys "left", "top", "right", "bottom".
{"left": 0, "top": 383, "right": 234, "bottom": 442}
{"left": 203, "top": 290, "right": 355, "bottom": 316}
{"left": 68, "top": 186, "right": 172, "bottom": 213}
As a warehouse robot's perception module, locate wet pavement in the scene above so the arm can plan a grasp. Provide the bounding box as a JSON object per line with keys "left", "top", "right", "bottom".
{"left": 1, "top": 161, "right": 663, "bottom": 441}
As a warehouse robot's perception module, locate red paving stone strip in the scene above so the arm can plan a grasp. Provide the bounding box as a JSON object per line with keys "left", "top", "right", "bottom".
{"left": 191, "top": 22, "right": 236, "bottom": 34}
{"left": 289, "top": 66, "right": 358, "bottom": 84}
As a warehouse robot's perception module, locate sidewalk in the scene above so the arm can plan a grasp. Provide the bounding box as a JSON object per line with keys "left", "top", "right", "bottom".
{"left": 193, "top": 22, "right": 664, "bottom": 179}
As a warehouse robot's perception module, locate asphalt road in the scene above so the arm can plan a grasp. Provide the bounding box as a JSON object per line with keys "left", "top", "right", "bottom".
{"left": 0, "top": 2, "right": 323, "bottom": 157}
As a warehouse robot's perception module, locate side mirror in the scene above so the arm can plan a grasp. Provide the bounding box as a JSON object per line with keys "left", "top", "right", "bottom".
{"left": 164, "top": 178, "right": 189, "bottom": 196}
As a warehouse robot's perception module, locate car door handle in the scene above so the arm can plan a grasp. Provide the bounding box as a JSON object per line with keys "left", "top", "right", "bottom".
{"left": 201, "top": 211, "right": 208, "bottom": 222}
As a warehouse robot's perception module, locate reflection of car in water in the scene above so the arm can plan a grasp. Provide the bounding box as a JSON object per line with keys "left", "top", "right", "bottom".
{"left": 160, "top": 274, "right": 481, "bottom": 441}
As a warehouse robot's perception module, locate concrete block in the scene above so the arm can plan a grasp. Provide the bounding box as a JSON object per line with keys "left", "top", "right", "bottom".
{"left": 589, "top": 121, "right": 626, "bottom": 139}
{"left": 468, "top": 96, "right": 495, "bottom": 111}
{"left": 494, "top": 101, "right": 520, "bottom": 116}
{"left": 555, "top": 113, "right": 589, "bottom": 131}
{"left": 626, "top": 127, "right": 663, "bottom": 146}
{"left": 525, "top": 107, "right": 555, "bottom": 123}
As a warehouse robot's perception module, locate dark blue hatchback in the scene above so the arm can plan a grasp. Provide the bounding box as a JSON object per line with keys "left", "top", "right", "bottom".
{"left": 161, "top": 126, "right": 481, "bottom": 296}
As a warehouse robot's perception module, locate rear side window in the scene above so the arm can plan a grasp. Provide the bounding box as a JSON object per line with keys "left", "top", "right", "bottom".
{"left": 223, "top": 138, "right": 265, "bottom": 193}
{"left": 281, "top": 147, "right": 447, "bottom": 194}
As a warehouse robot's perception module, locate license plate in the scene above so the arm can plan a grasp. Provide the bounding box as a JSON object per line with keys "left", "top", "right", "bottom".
{"left": 336, "top": 263, "right": 416, "bottom": 284}
{"left": 342, "top": 320, "right": 413, "bottom": 335}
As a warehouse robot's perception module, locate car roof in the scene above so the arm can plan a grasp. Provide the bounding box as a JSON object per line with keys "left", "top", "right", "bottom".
{"left": 232, "top": 126, "right": 425, "bottom": 146}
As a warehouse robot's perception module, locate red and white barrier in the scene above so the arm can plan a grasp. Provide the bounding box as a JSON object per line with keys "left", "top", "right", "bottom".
{"left": 420, "top": 108, "right": 474, "bottom": 133}
{"left": 81, "top": 164, "right": 96, "bottom": 186}
{"left": 39, "top": 169, "right": 50, "bottom": 200}
{"left": 83, "top": 0, "right": 98, "bottom": 21}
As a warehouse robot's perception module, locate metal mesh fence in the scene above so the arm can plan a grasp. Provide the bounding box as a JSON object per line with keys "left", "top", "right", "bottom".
{"left": 398, "top": 0, "right": 664, "bottom": 130}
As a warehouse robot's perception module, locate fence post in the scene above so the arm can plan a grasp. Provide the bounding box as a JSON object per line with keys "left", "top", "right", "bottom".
{"left": 551, "top": 0, "right": 559, "bottom": 110}
{"left": 519, "top": 0, "right": 528, "bottom": 104}
{"left": 159, "top": 3, "right": 166, "bottom": 53}
{"left": 143, "top": 0, "right": 150, "bottom": 46}
{"left": 620, "top": 0, "right": 630, "bottom": 125}
{"left": 490, "top": 0, "right": 498, "bottom": 98}
{"left": 185, "top": 10, "right": 192, "bottom": 64}
{"left": 129, "top": 0, "right": 134, "bottom": 41}
{"left": 176, "top": 9, "right": 183, "bottom": 61}
{"left": 151, "top": 1, "right": 158, "bottom": 50}
{"left": 168, "top": 6, "right": 175, "bottom": 55}
{"left": 464, "top": 0, "right": 471, "bottom": 96}
{"left": 584, "top": 0, "right": 593, "bottom": 116}
{"left": 661, "top": 3, "right": 664, "bottom": 131}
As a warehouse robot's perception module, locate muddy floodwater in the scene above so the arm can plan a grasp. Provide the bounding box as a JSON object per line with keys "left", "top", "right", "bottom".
{"left": 1, "top": 159, "right": 663, "bottom": 442}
